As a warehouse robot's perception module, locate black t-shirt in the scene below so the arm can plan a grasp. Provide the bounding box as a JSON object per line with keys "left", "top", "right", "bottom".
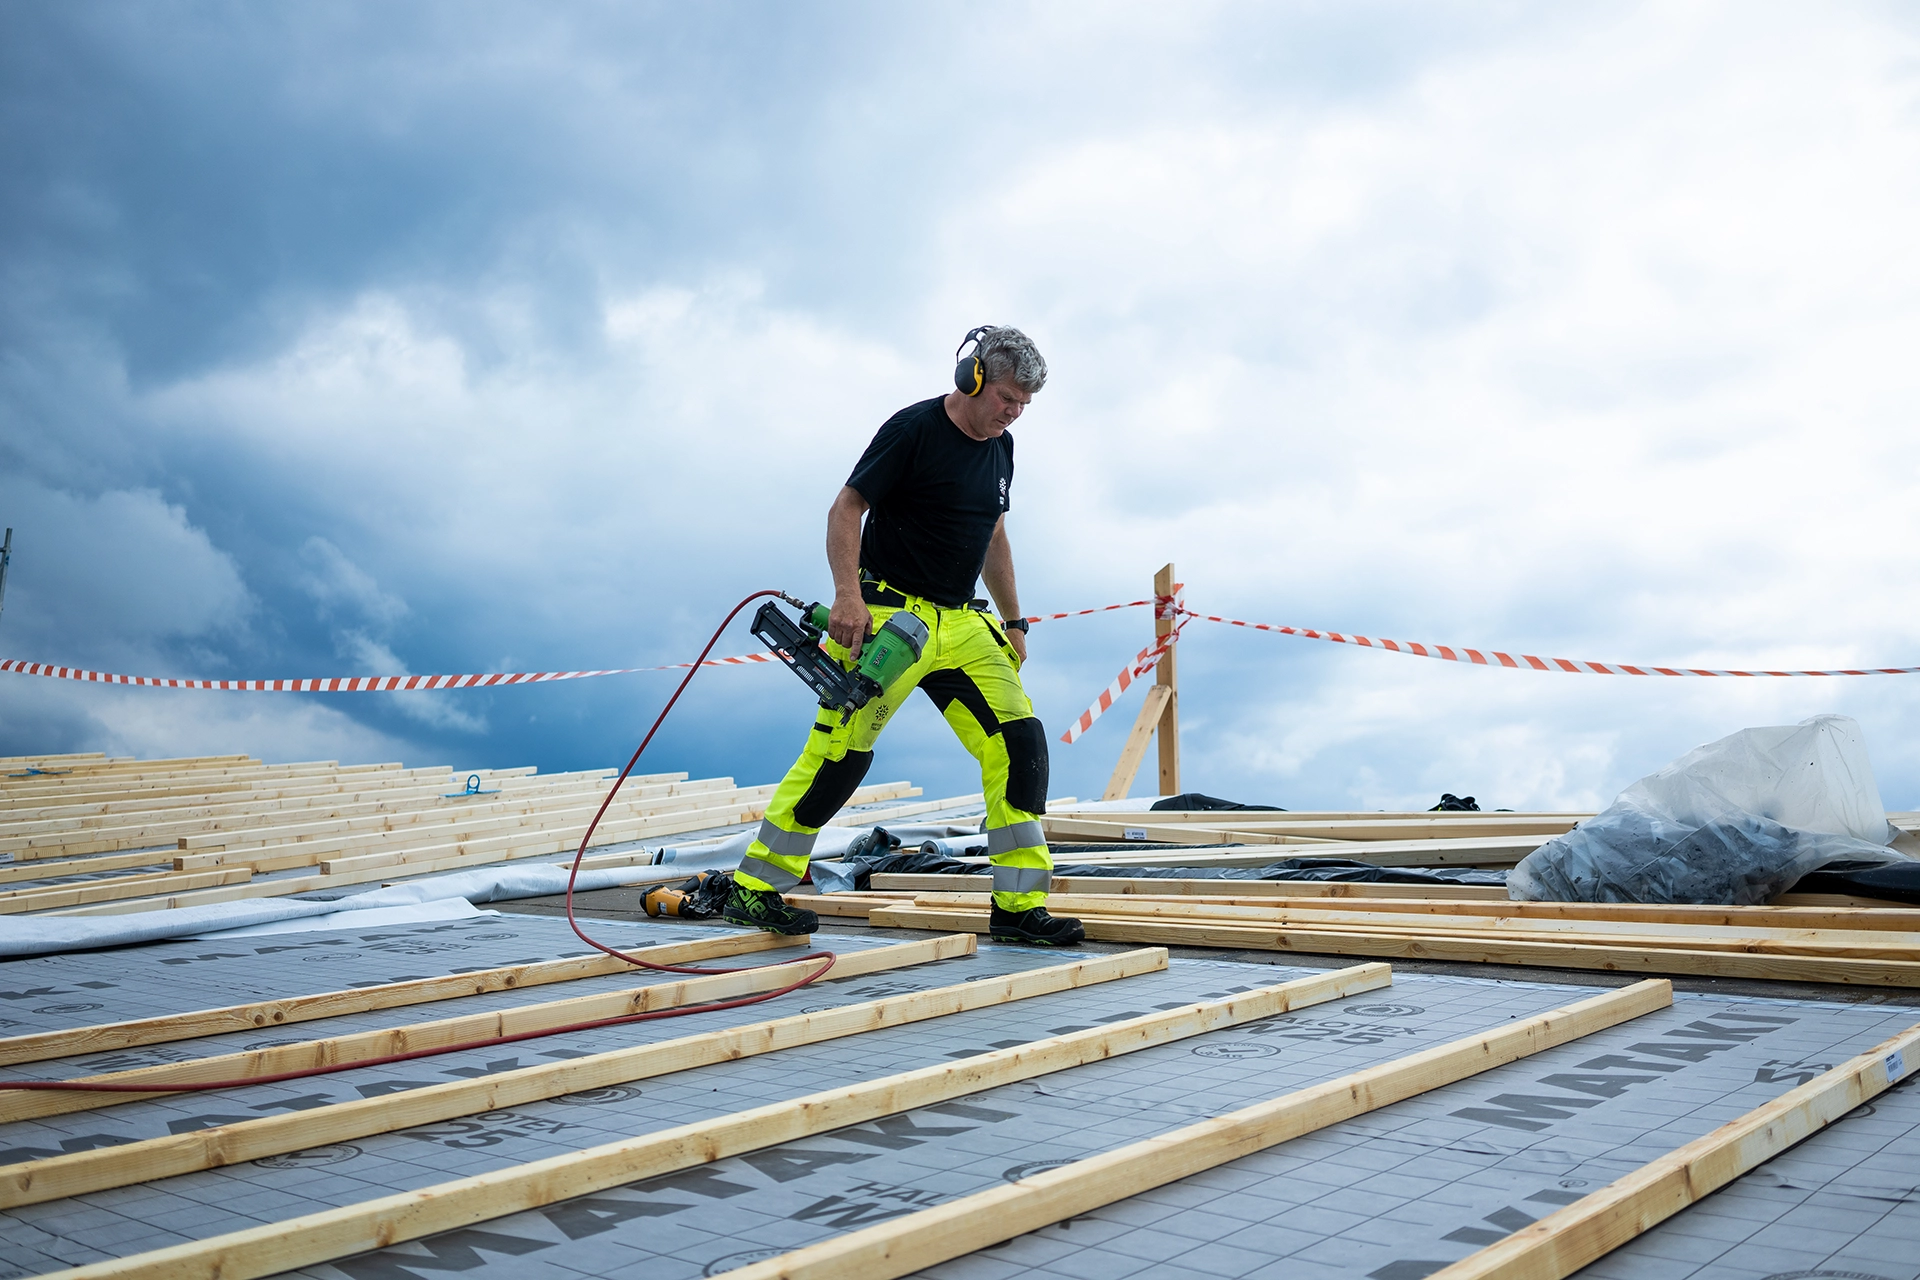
{"left": 846, "top": 395, "right": 1013, "bottom": 607}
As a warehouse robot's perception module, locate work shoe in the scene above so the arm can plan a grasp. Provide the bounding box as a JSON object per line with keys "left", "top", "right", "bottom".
{"left": 723, "top": 885, "right": 818, "bottom": 936}
{"left": 988, "top": 903, "right": 1085, "bottom": 946}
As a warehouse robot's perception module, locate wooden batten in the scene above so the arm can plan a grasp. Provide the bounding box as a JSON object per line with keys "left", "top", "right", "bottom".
{"left": 0, "top": 931, "right": 801, "bottom": 1067}
{"left": 869, "top": 905, "right": 1920, "bottom": 986}
{"left": 0, "top": 938, "right": 1173, "bottom": 1208}
{"left": 0, "top": 850, "right": 178, "bottom": 886}
{"left": 31, "top": 961, "right": 1383, "bottom": 1280}
{"left": 913, "top": 892, "right": 1920, "bottom": 950}
{"left": 3, "top": 937, "right": 972, "bottom": 1121}
{"left": 722, "top": 981, "right": 1673, "bottom": 1279}
{"left": 1427, "top": 1020, "right": 1920, "bottom": 1279}
{"left": 0, "top": 867, "right": 252, "bottom": 914}
{"left": 1020, "top": 827, "right": 1546, "bottom": 866}
{"left": 869, "top": 873, "right": 1515, "bottom": 901}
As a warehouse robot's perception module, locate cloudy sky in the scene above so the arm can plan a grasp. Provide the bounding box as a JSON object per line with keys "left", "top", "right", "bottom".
{"left": 5, "top": 2, "right": 1920, "bottom": 812}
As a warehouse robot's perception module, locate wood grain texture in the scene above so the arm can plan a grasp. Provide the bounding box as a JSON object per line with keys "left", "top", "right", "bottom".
{"left": 1425, "top": 1021, "right": 1920, "bottom": 1279}
{"left": 0, "top": 930, "right": 801, "bottom": 1067}
{"left": 1153, "top": 562, "right": 1181, "bottom": 795}
{"left": 1102, "top": 684, "right": 1172, "bottom": 802}
{"left": 0, "top": 936, "right": 1167, "bottom": 1209}
{"left": 5, "top": 943, "right": 934, "bottom": 1120}
{"left": 0, "top": 867, "right": 251, "bottom": 913}
{"left": 910, "top": 892, "right": 1920, "bottom": 956}
{"left": 0, "top": 851, "right": 186, "bottom": 885}
{"left": 720, "top": 980, "right": 1673, "bottom": 1279}
{"left": 1046, "top": 807, "right": 1591, "bottom": 822}
{"left": 870, "top": 905, "right": 1920, "bottom": 986}
{"left": 1024, "top": 824, "right": 1544, "bottom": 865}
{"left": 34, "top": 958, "right": 1382, "bottom": 1280}
{"left": 866, "top": 874, "right": 1920, "bottom": 918}
{"left": 868, "top": 873, "right": 1514, "bottom": 901}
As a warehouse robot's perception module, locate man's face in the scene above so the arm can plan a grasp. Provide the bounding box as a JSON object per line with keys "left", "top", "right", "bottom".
{"left": 971, "top": 380, "right": 1029, "bottom": 437}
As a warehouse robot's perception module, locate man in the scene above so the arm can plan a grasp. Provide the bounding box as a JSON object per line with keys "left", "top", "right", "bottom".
{"left": 724, "top": 325, "right": 1084, "bottom": 946}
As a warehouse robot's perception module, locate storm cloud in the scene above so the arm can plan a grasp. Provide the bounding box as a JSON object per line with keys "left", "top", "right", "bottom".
{"left": 5, "top": 2, "right": 1920, "bottom": 810}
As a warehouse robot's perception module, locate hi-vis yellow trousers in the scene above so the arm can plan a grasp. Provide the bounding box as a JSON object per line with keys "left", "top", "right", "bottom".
{"left": 734, "top": 582, "right": 1052, "bottom": 911}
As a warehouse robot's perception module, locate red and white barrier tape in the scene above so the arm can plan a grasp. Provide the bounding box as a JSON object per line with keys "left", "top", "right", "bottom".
{"left": 1027, "top": 600, "right": 1152, "bottom": 622}
{"left": 0, "top": 653, "right": 777, "bottom": 691}
{"left": 0, "top": 601, "right": 1143, "bottom": 693}
{"left": 1183, "top": 613, "right": 1920, "bottom": 678}
{"left": 15, "top": 589, "right": 1908, "bottom": 717}
{"left": 1057, "top": 597, "right": 1920, "bottom": 743}
{"left": 1060, "top": 590, "right": 1187, "bottom": 744}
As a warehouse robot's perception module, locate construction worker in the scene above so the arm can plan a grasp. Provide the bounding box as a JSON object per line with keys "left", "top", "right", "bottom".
{"left": 724, "top": 325, "right": 1084, "bottom": 946}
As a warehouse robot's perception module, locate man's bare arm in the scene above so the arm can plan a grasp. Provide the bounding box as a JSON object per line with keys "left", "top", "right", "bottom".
{"left": 826, "top": 485, "right": 873, "bottom": 656}
{"left": 982, "top": 515, "right": 1027, "bottom": 662}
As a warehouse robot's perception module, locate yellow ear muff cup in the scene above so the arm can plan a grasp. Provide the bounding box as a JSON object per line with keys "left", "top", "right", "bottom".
{"left": 953, "top": 325, "right": 994, "bottom": 396}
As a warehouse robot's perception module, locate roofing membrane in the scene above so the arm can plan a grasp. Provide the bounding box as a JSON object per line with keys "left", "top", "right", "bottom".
{"left": 2, "top": 909, "right": 1915, "bottom": 1280}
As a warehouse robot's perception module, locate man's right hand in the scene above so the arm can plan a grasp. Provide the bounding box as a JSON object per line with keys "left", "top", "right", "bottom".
{"left": 829, "top": 591, "right": 873, "bottom": 660}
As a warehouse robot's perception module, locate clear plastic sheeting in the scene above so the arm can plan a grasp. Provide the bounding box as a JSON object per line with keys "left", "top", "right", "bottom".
{"left": 1511, "top": 714, "right": 1910, "bottom": 905}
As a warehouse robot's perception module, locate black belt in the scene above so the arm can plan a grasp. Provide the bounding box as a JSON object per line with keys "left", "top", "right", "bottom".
{"left": 859, "top": 579, "right": 910, "bottom": 608}
{"left": 859, "top": 576, "right": 988, "bottom": 612}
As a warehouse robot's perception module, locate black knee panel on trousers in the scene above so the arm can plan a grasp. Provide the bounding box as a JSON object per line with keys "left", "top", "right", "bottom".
{"left": 1001, "top": 718, "right": 1050, "bottom": 815}
{"left": 917, "top": 669, "right": 1000, "bottom": 734}
{"left": 792, "top": 749, "right": 875, "bottom": 828}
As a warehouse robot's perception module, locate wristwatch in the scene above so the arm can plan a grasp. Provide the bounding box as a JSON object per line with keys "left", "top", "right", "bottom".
{"left": 1001, "top": 617, "right": 1031, "bottom": 633}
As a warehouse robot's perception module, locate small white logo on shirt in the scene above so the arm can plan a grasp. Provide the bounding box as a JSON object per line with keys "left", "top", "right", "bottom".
{"left": 999, "top": 477, "right": 1008, "bottom": 507}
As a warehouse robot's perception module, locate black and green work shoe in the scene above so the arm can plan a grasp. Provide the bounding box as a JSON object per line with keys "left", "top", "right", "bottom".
{"left": 988, "top": 903, "right": 1085, "bottom": 946}
{"left": 723, "top": 885, "right": 818, "bottom": 936}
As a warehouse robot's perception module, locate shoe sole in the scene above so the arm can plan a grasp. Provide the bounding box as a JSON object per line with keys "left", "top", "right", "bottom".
{"left": 721, "top": 911, "right": 817, "bottom": 937}
{"left": 988, "top": 930, "right": 1085, "bottom": 946}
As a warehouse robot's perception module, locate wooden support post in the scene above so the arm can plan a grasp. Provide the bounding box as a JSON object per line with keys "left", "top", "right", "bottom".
{"left": 721, "top": 980, "right": 1672, "bottom": 1280}
{"left": 36, "top": 961, "right": 1385, "bottom": 1280}
{"left": 1427, "top": 1019, "right": 1920, "bottom": 1279}
{"left": 0, "top": 939, "right": 1158, "bottom": 1208}
{"left": 1154, "top": 561, "right": 1180, "bottom": 795}
{"left": 1102, "top": 562, "right": 1181, "bottom": 800}
{"left": 1101, "top": 686, "right": 1171, "bottom": 801}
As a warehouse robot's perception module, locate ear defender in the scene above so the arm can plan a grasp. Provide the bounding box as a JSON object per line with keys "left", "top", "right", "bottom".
{"left": 953, "top": 325, "right": 995, "bottom": 396}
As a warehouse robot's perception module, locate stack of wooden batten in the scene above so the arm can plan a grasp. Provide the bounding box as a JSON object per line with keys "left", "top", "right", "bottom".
{"left": 1034, "top": 800, "right": 1920, "bottom": 881}
{"left": 1043, "top": 806, "right": 1593, "bottom": 868}
{"left": 791, "top": 798, "right": 1920, "bottom": 988}
{"left": 0, "top": 750, "right": 920, "bottom": 919}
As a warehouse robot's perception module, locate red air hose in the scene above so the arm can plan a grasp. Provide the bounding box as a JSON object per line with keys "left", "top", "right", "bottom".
{"left": 561, "top": 589, "right": 833, "bottom": 978}
{"left": 2, "top": 590, "right": 842, "bottom": 1094}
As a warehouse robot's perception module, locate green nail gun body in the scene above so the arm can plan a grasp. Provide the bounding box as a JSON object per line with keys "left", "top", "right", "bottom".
{"left": 751, "top": 594, "right": 929, "bottom": 716}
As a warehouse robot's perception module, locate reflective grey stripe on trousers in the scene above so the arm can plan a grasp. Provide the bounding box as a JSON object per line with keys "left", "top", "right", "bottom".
{"left": 992, "top": 864, "right": 1052, "bottom": 894}
{"left": 985, "top": 820, "right": 1046, "bottom": 856}
{"left": 736, "top": 854, "right": 804, "bottom": 891}
{"left": 754, "top": 820, "right": 818, "bottom": 860}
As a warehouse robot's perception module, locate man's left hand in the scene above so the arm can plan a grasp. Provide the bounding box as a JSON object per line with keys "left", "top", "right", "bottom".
{"left": 1006, "top": 627, "right": 1027, "bottom": 664}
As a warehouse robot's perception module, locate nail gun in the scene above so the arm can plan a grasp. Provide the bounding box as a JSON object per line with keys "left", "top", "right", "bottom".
{"left": 751, "top": 594, "right": 929, "bottom": 717}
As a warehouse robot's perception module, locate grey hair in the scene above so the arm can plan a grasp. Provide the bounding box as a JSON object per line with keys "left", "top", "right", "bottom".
{"left": 975, "top": 326, "right": 1048, "bottom": 394}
